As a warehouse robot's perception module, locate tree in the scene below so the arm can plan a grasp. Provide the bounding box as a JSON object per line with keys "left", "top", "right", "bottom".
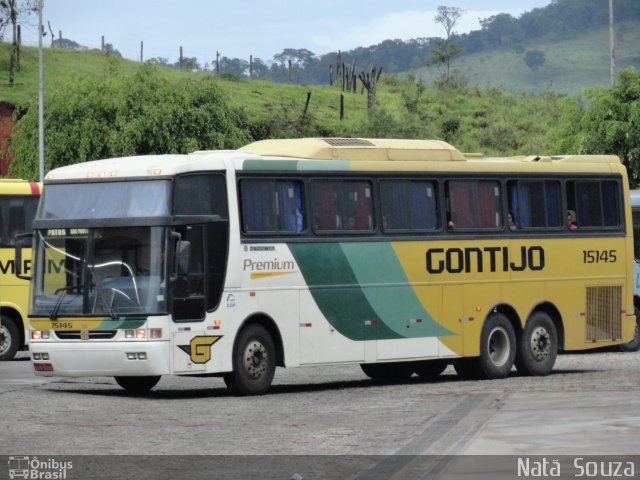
{"left": 523, "top": 49, "right": 546, "bottom": 81}
{"left": 103, "top": 43, "right": 122, "bottom": 58}
{"left": 54, "top": 38, "right": 87, "bottom": 50}
{"left": 0, "top": 0, "right": 37, "bottom": 86}
{"left": 250, "top": 57, "right": 270, "bottom": 80}
{"left": 429, "top": 40, "right": 461, "bottom": 75}
{"left": 9, "top": 64, "right": 250, "bottom": 179}
{"left": 174, "top": 56, "right": 200, "bottom": 72}
{"left": 547, "top": 68, "right": 640, "bottom": 186}
{"left": 479, "top": 13, "right": 522, "bottom": 48}
{"left": 273, "top": 48, "right": 316, "bottom": 68}
{"left": 148, "top": 57, "right": 169, "bottom": 66}
{"left": 435, "top": 5, "right": 464, "bottom": 40}
{"left": 218, "top": 56, "right": 249, "bottom": 77}
{"left": 430, "top": 5, "right": 464, "bottom": 86}
{"left": 358, "top": 66, "right": 382, "bottom": 114}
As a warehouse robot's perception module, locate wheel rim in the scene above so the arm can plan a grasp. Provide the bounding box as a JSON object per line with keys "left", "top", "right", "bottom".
{"left": 529, "top": 326, "right": 551, "bottom": 361}
{"left": 487, "top": 326, "right": 510, "bottom": 367}
{"left": 0, "top": 325, "right": 10, "bottom": 355}
{"left": 242, "top": 340, "right": 268, "bottom": 380}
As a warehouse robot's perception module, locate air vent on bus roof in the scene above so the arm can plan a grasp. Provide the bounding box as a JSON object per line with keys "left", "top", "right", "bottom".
{"left": 321, "top": 138, "right": 375, "bottom": 147}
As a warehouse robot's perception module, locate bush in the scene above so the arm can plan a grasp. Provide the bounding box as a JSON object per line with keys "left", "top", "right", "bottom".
{"left": 547, "top": 68, "right": 640, "bottom": 185}
{"left": 9, "top": 64, "right": 250, "bottom": 180}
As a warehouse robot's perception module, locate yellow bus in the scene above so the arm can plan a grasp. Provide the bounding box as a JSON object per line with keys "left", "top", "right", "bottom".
{"left": 23, "top": 138, "right": 635, "bottom": 394}
{"left": 0, "top": 179, "right": 40, "bottom": 360}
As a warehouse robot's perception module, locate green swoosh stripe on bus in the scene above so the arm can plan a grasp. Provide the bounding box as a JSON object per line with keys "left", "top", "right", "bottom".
{"left": 289, "top": 243, "right": 453, "bottom": 341}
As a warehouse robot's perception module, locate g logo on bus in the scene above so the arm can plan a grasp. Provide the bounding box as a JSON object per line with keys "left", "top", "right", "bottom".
{"left": 178, "top": 336, "right": 222, "bottom": 364}
{"left": 80, "top": 329, "right": 90, "bottom": 341}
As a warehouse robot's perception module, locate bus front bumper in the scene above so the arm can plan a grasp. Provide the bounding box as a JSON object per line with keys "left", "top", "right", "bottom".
{"left": 29, "top": 341, "right": 171, "bottom": 377}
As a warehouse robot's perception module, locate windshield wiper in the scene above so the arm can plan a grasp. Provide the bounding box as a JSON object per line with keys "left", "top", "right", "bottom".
{"left": 50, "top": 286, "right": 78, "bottom": 321}
{"left": 96, "top": 288, "right": 119, "bottom": 320}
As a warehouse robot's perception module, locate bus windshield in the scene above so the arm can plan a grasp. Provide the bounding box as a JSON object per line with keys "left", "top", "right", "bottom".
{"left": 31, "top": 226, "right": 167, "bottom": 318}
{"left": 39, "top": 180, "right": 170, "bottom": 219}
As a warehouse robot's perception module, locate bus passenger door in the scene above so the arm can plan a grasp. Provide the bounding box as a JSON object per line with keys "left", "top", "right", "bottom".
{"left": 171, "top": 225, "right": 207, "bottom": 373}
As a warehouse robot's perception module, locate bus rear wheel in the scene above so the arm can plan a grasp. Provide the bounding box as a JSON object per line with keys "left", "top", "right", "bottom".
{"left": 224, "top": 324, "right": 275, "bottom": 395}
{"left": 114, "top": 376, "right": 161, "bottom": 393}
{"left": 619, "top": 306, "right": 640, "bottom": 352}
{"left": 360, "top": 362, "right": 414, "bottom": 382}
{"left": 0, "top": 315, "right": 20, "bottom": 361}
{"left": 455, "top": 313, "right": 516, "bottom": 380}
{"left": 515, "top": 312, "right": 558, "bottom": 376}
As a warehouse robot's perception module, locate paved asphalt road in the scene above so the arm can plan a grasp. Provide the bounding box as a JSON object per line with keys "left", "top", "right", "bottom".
{"left": 1, "top": 350, "right": 639, "bottom": 479}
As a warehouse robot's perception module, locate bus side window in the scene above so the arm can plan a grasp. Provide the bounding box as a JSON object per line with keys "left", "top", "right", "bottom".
{"left": 311, "top": 180, "right": 373, "bottom": 233}
{"left": 446, "top": 180, "right": 501, "bottom": 230}
{"left": 380, "top": 180, "right": 439, "bottom": 232}
{"left": 508, "top": 180, "right": 561, "bottom": 229}
{"left": 567, "top": 180, "right": 620, "bottom": 229}
{"left": 240, "top": 179, "right": 305, "bottom": 234}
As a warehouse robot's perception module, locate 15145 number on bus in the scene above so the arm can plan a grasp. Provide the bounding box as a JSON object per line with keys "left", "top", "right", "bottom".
{"left": 583, "top": 250, "right": 617, "bottom": 264}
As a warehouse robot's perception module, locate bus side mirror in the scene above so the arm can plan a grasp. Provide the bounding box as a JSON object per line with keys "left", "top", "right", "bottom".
{"left": 14, "top": 232, "right": 34, "bottom": 281}
{"left": 170, "top": 232, "right": 191, "bottom": 283}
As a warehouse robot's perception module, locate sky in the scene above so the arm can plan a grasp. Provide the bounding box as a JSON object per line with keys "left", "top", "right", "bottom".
{"left": 18, "top": 1, "right": 552, "bottom": 65}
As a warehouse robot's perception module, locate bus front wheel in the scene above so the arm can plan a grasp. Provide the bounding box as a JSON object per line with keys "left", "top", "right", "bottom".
{"left": 0, "top": 315, "right": 20, "bottom": 361}
{"left": 114, "top": 376, "right": 161, "bottom": 393}
{"left": 224, "top": 324, "right": 276, "bottom": 395}
{"left": 514, "top": 312, "right": 558, "bottom": 376}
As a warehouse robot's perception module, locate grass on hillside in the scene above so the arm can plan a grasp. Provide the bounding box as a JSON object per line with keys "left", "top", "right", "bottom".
{"left": 0, "top": 41, "right": 574, "bottom": 164}
{"left": 0, "top": 42, "right": 376, "bottom": 134}
{"left": 415, "top": 21, "right": 640, "bottom": 95}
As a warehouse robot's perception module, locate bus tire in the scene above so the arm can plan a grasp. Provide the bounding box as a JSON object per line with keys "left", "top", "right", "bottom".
{"left": 479, "top": 313, "right": 516, "bottom": 379}
{"left": 619, "top": 306, "right": 640, "bottom": 352}
{"left": 114, "top": 376, "right": 161, "bottom": 393}
{"left": 360, "top": 362, "right": 414, "bottom": 382}
{"left": 413, "top": 360, "right": 447, "bottom": 379}
{"left": 0, "top": 315, "right": 20, "bottom": 361}
{"left": 456, "top": 313, "right": 516, "bottom": 380}
{"left": 224, "top": 324, "right": 275, "bottom": 395}
{"left": 515, "top": 312, "right": 558, "bottom": 376}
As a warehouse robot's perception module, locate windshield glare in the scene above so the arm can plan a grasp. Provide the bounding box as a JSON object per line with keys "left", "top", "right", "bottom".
{"left": 32, "top": 227, "right": 167, "bottom": 317}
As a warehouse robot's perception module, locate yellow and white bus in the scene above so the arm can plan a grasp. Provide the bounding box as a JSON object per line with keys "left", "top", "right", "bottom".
{"left": 625, "top": 189, "right": 640, "bottom": 351}
{"left": 24, "top": 138, "right": 636, "bottom": 394}
{"left": 0, "top": 179, "right": 40, "bottom": 360}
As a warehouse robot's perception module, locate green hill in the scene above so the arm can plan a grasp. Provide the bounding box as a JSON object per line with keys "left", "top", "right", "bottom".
{"left": 413, "top": 21, "right": 640, "bottom": 95}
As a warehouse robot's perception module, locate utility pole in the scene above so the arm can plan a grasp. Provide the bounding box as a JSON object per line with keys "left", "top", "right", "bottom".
{"left": 609, "top": 0, "right": 616, "bottom": 86}
{"left": 37, "top": 0, "right": 45, "bottom": 181}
